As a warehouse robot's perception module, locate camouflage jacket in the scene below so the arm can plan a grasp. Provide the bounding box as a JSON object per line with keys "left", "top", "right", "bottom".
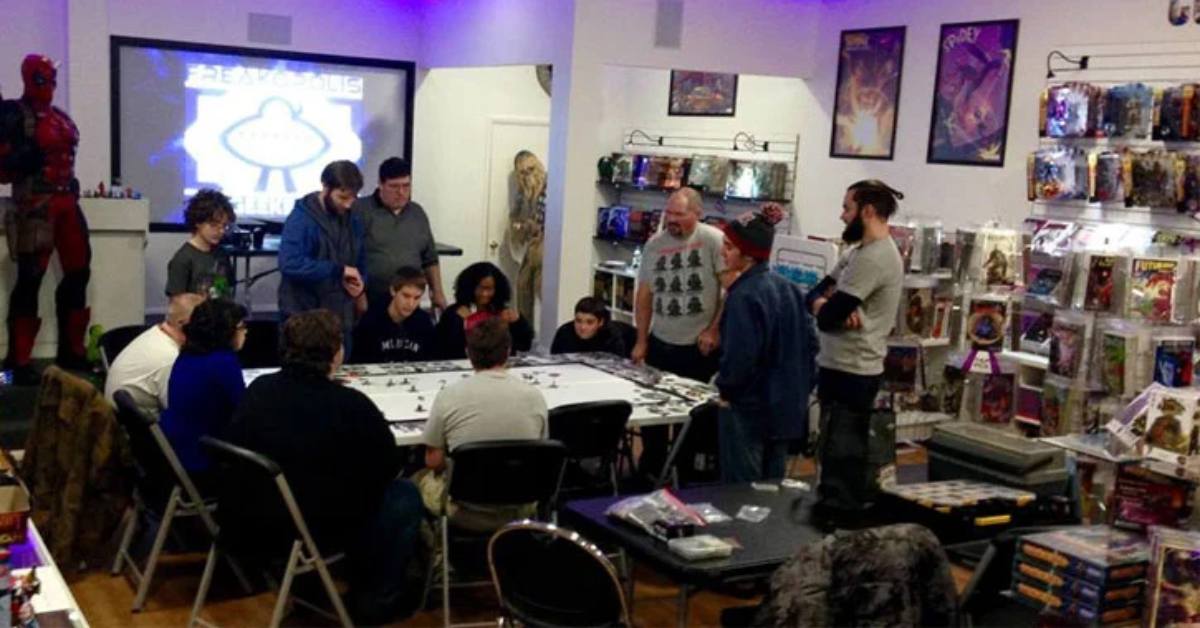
{"left": 21, "top": 366, "right": 132, "bottom": 569}
{"left": 754, "top": 523, "right": 958, "bottom": 627}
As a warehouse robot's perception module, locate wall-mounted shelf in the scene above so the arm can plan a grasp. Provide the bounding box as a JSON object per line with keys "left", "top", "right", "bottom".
{"left": 597, "top": 180, "right": 792, "bottom": 205}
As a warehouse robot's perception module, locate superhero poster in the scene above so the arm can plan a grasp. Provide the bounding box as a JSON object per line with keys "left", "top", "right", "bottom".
{"left": 1084, "top": 255, "right": 1118, "bottom": 311}
{"left": 979, "top": 373, "right": 1015, "bottom": 424}
{"left": 926, "top": 19, "right": 1020, "bottom": 167}
{"left": 1128, "top": 258, "right": 1178, "bottom": 323}
{"left": 830, "top": 26, "right": 906, "bottom": 159}
{"left": 1049, "top": 318, "right": 1086, "bottom": 379}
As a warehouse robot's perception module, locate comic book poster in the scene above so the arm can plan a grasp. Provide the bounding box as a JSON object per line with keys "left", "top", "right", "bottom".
{"left": 1145, "top": 389, "right": 1197, "bottom": 460}
{"left": 1049, "top": 318, "right": 1087, "bottom": 379}
{"left": 898, "top": 286, "right": 934, "bottom": 337}
{"left": 1040, "top": 377, "right": 1070, "bottom": 436}
{"left": 1128, "top": 258, "right": 1179, "bottom": 323}
{"left": 883, "top": 344, "right": 920, "bottom": 392}
{"left": 1153, "top": 337, "right": 1195, "bottom": 388}
{"left": 980, "top": 230, "right": 1018, "bottom": 286}
{"left": 1084, "top": 255, "right": 1118, "bottom": 311}
{"left": 1100, "top": 332, "right": 1134, "bottom": 397}
{"left": 966, "top": 297, "right": 1007, "bottom": 350}
{"left": 831, "top": 27, "right": 906, "bottom": 159}
{"left": 979, "top": 373, "right": 1015, "bottom": 424}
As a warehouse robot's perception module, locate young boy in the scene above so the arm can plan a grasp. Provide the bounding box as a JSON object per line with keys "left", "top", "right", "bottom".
{"left": 550, "top": 296, "right": 626, "bottom": 356}
{"left": 352, "top": 267, "right": 436, "bottom": 363}
{"left": 166, "top": 189, "right": 236, "bottom": 298}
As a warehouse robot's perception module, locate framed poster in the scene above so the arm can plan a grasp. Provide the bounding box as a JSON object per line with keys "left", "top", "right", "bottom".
{"left": 830, "top": 26, "right": 906, "bottom": 159}
{"left": 668, "top": 70, "right": 738, "bottom": 117}
{"left": 926, "top": 19, "right": 1020, "bottom": 167}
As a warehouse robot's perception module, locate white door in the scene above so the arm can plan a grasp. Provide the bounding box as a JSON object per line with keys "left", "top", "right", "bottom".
{"left": 483, "top": 118, "right": 549, "bottom": 323}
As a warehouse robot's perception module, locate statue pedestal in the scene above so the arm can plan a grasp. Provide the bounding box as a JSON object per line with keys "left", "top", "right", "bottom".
{"left": 0, "top": 198, "right": 149, "bottom": 359}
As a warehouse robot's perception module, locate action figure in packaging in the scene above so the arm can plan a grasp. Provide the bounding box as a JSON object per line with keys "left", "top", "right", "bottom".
{"left": 1028, "top": 146, "right": 1088, "bottom": 201}
{"left": 1126, "top": 151, "right": 1185, "bottom": 209}
{"left": 1155, "top": 84, "right": 1198, "bottom": 141}
{"left": 1043, "top": 83, "right": 1101, "bottom": 138}
{"left": 1104, "top": 83, "right": 1155, "bottom": 139}
{"left": 1127, "top": 257, "right": 1180, "bottom": 323}
{"left": 1089, "top": 150, "right": 1126, "bottom": 203}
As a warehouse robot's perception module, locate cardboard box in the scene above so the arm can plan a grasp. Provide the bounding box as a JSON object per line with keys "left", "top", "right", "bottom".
{"left": 0, "top": 483, "right": 31, "bottom": 545}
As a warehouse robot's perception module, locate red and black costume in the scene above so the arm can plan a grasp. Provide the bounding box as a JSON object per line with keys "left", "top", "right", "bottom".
{"left": 1, "top": 54, "right": 91, "bottom": 380}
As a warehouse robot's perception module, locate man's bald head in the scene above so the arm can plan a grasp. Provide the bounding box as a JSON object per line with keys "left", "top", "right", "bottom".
{"left": 664, "top": 188, "right": 704, "bottom": 237}
{"left": 166, "top": 293, "right": 206, "bottom": 329}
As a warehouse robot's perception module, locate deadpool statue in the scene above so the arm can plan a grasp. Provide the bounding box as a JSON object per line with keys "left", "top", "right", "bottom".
{"left": 1, "top": 54, "right": 91, "bottom": 384}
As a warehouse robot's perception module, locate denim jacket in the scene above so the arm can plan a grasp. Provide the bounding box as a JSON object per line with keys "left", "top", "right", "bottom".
{"left": 715, "top": 263, "right": 818, "bottom": 442}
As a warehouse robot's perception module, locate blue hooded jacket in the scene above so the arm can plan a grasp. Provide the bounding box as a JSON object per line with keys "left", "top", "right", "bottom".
{"left": 715, "top": 263, "right": 818, "bottom": 443}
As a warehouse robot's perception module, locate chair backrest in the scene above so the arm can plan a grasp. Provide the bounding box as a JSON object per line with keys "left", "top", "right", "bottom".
{"left": 112, "top": 389, "right": 183, "bottom": 510}
{"left": 548, "top": 401, "right": 632, "bottom": 461}
{"left": 237, "top": 319, "right": 280, "bottom": 368}
{"left": 200, "top": 436, "right": 310, "bottom": 558}
{"left": 489, "top": 520, "right": 628, "bottom": 627}
{"left": 448, "top": 440, "right": 567, "bottom": 507}
{"left": 100, "top": 325, "right": 150, "bottom": 371}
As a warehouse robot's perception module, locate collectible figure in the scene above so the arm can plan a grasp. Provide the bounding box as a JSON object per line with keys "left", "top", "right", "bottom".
{"left": 509, "top": 150, "right": 547, "bottom": 324}
{"left": 1, "top": 54, "right": 92, "bottom": 383}
{"left": 1128, "top": 258, "right": 1179, "bottom": 323}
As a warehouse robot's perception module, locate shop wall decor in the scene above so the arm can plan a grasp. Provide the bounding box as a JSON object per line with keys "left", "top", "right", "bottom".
{"left": 668, "top": 70, "right": 738, "bottom": 117}
{"left": 927, "top": 19, "right": 1020, "bottom": 167}
{"left": 830, "top": 26, "right": 906, "bottom": 159}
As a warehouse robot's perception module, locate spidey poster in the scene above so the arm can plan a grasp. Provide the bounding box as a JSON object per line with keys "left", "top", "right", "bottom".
{"left": 926, "top": 19, "right": 1020, "bottom": 167}
{"left": 830, "top": 26, "right": 906, "bottom": 159}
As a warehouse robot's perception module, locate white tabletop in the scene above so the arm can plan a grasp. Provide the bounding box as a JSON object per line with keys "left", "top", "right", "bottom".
{"left": 244, "top": 354, "right": 714, "bottom": 446}
{"left": 16, "top": 523, "right": 89, "bottom": 628}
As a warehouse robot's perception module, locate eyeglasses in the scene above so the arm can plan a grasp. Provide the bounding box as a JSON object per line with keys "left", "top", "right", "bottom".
{"left": 205, "top": 220, "right": 232, "bottom": 232}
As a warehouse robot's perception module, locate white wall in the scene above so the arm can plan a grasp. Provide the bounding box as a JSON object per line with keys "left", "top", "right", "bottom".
{"left": 411, "top": 65, "right": 552, "bottom": 287}
{"left": 419, "top": 0, "right": 573, "bottom": 69}
{"left": 796, "top": 0, "right": 1200, "bottom": 238}
{"left": 0, "top": 0, "right": 67, "bottom": 102}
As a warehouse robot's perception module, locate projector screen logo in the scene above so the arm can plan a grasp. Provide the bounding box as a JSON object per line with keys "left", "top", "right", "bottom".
{"left": 183, "top": 63, "right": 364, "bottom": 217}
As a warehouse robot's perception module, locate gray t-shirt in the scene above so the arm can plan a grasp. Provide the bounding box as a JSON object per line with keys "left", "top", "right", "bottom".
{"left": 637, "top": 223, "right": 726, "bottom": 346}
{"left": 817, "top": 237, "right": 903, "bottom": 376}
{"left": 165, "top": 242, "right": 234, "bottom": 298}
{"left": 422, "top": 370, "right": 548, "bottom": 453}
{"left": 354, "top": 192, "right": 438, "bottom": 300}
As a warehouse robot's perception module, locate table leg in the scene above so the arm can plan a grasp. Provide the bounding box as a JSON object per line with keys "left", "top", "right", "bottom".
{"left": 676, "top": 584, "right": 690, "bottom": 628}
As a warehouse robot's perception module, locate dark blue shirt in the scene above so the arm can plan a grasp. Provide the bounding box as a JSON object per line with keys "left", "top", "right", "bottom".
{"left": 715, "top": 263, "right": 818, "bottom": 442}
{"left": 159, "top": 350, "right": 245, "bottom": 472}
{"left": 351, "top": 305, "right": 435, "bottom": 363}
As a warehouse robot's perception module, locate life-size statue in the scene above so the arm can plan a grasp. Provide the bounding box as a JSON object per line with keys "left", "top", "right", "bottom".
{"left": 507, "top": 150, "right": 546, "bottom": 324}
{"left": 1, "top": 54, "right": 91, "bottom": 383}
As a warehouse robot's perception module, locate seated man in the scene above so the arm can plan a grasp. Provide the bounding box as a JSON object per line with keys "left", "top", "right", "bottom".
{"left": 421, "top": 317, "right": 547, "bottom": 532}
{"left": 104, "top": 293, "right": 205, "bottom": 417}
{"left": 223, "top": 310, "right": 423, "bottom": 623}
{"left": 352, "top": 266, "right": 436, "bottom": 364}
{"left": 550, "top": 296, "right": 626, "bottom": 357}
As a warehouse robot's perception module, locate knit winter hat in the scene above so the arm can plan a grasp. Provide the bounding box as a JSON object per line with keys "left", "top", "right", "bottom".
{"left": 723, "top": 203, "right": 786, "bottom": 261}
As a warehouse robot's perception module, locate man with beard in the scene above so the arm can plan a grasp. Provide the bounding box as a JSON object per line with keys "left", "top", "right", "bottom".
{"left": 278, "top": 160, "right": 368, "bottom": 358}
{"left": 806, "top": 179, "right": 904, "bottom": 530}
{"left": 632, "top": 187, "right": 725, "bottom": 481}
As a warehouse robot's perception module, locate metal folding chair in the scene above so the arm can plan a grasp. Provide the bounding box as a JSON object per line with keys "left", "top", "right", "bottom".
{"left": 189, "top": 436, "right": 351, "bottom": 628}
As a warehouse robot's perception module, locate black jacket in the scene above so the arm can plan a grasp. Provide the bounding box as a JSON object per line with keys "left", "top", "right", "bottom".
{"left": 549, "top": 322, "right": 626, "bottom": 357}
{"left": 221, "top": 367, "right": 402, "bottom": 552}
{"left": 434, "top": 308, "right": 534, "bottom": 359}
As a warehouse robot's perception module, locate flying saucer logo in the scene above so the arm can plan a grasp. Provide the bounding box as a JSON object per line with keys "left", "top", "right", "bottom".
{"left": 182, "top": 63, "right": 363, "bottom": 217}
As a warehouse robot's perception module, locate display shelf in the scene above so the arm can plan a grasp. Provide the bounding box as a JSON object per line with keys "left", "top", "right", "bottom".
{"left": 597, "top": 180, "right": 792, "bottom": 204}
{"left": 1002, "top": 349, "right": 1050, "bottom": 370}
{"left": 593, "top": 236, "right": 650, "bottom": 250}
{"left": 1037, "top": 136, "right": 1200, "bottom": 150}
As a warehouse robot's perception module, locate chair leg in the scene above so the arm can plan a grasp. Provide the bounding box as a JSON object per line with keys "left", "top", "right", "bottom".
{"left": 312, "top": 550, "right": 353, "bottom": 628}
{"left": 269, "top": 541, "right": 302, "bottom": 628}
{"left": 441, "top": 517, "right": 451, "bottom": 628}
{"left": 111, "top": 506, "right": 137, "bottom": 575}
{"left": 188, "top": 544, "right": 219, "bottom": 628}
{"left": 133, "top": 487, "right": 181, "bottom": 612}
{"left": 223, "top": 554, "right": 254, "bottom": 595}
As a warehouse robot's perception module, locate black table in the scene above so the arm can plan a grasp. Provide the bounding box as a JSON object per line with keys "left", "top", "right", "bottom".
{"left": 560, "top": 483, "right": 822, "bottom": 626}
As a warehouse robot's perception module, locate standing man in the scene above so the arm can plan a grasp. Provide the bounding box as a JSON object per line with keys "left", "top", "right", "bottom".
{"left": 715, "top": 204, "right": 817, "bottom": 482}
{"left": 278, "top": 160, "right": 367, "bottom": 358}
{"left": 807, "top": 180, "right": 904, "bottom": 529}
{"left": 632, "top": 187, "right": 725, "bottom": 479}
{"left": 354, "top": 157, "right": 447, "bottom": 313}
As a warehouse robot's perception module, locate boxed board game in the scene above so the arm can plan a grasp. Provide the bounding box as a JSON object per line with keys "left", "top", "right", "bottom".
{"left": 1012, "top": 580, "right": 1142, "bottom": 626}
{"left": 1013, "top": 560, "right": 1144, "bottom": 610}
{"left": 1016, "top": 526, "right": 1150, "bottom": 588}
{"left": 1145, "top": 526, "right": 1200, "bottom": 627}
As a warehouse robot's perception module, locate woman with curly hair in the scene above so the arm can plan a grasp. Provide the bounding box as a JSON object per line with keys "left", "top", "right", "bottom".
{"left": 434, "top": 262, "right": 533, "bottom": 359}
{"left": 159, "top": 298, "right": 248, "bottom": 474}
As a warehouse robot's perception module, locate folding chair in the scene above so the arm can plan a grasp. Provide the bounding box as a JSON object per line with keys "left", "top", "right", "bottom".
{"left": 110, "top": 390, "right": 246, "bottom": 611}
{"left": 100, "top": 325, "right": 149, "bottom": 372}
{"left": 424, "top": 439, "right": 567, "bottom": 628}
{"left": 657, "top": 400, "right": 721, "bottom": 488}
{"left": 549, "top": 401, "right": 632, "bottom": 502}
{"left": 190, "top": 436, "right": 352, "bottom": 628}
{"left": 489, "top": 520, "right": 629, "bottom": 627}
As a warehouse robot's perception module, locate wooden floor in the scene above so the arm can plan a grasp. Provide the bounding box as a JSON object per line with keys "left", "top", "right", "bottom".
{"left": 68, "top": 449, "right": 964, "bottom": 627}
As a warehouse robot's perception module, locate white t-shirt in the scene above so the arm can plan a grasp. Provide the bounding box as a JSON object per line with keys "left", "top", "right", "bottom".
{"left": 103, "top": 325, "right": 181, "bottom": 417}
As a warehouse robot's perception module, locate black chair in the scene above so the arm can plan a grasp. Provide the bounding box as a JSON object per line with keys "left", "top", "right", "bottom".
{"left": 658, "top": 400, "right": 720, "bottom": 488}
{"left": 549, "top": 401, "right": 632, "bottom": 501}
{"left": 189, "top": 436, "right": 351, "bottom": 628}
{"left": 100, "top": 324, "right": 150, "bottom": 372}
{"left": 424, "top": 439, "right": 567, "bottom": 628}
{"left": 608, "top": 321, "right": 637, "bottom": 359}
{"left": 489, "top": 520, "right": 629, "bottom": 627}
{"left": 110, "top": 390, "right": 246, "bottom": 612}
{"left": 237, "top": 319, "right": 279, "bottom": 368}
